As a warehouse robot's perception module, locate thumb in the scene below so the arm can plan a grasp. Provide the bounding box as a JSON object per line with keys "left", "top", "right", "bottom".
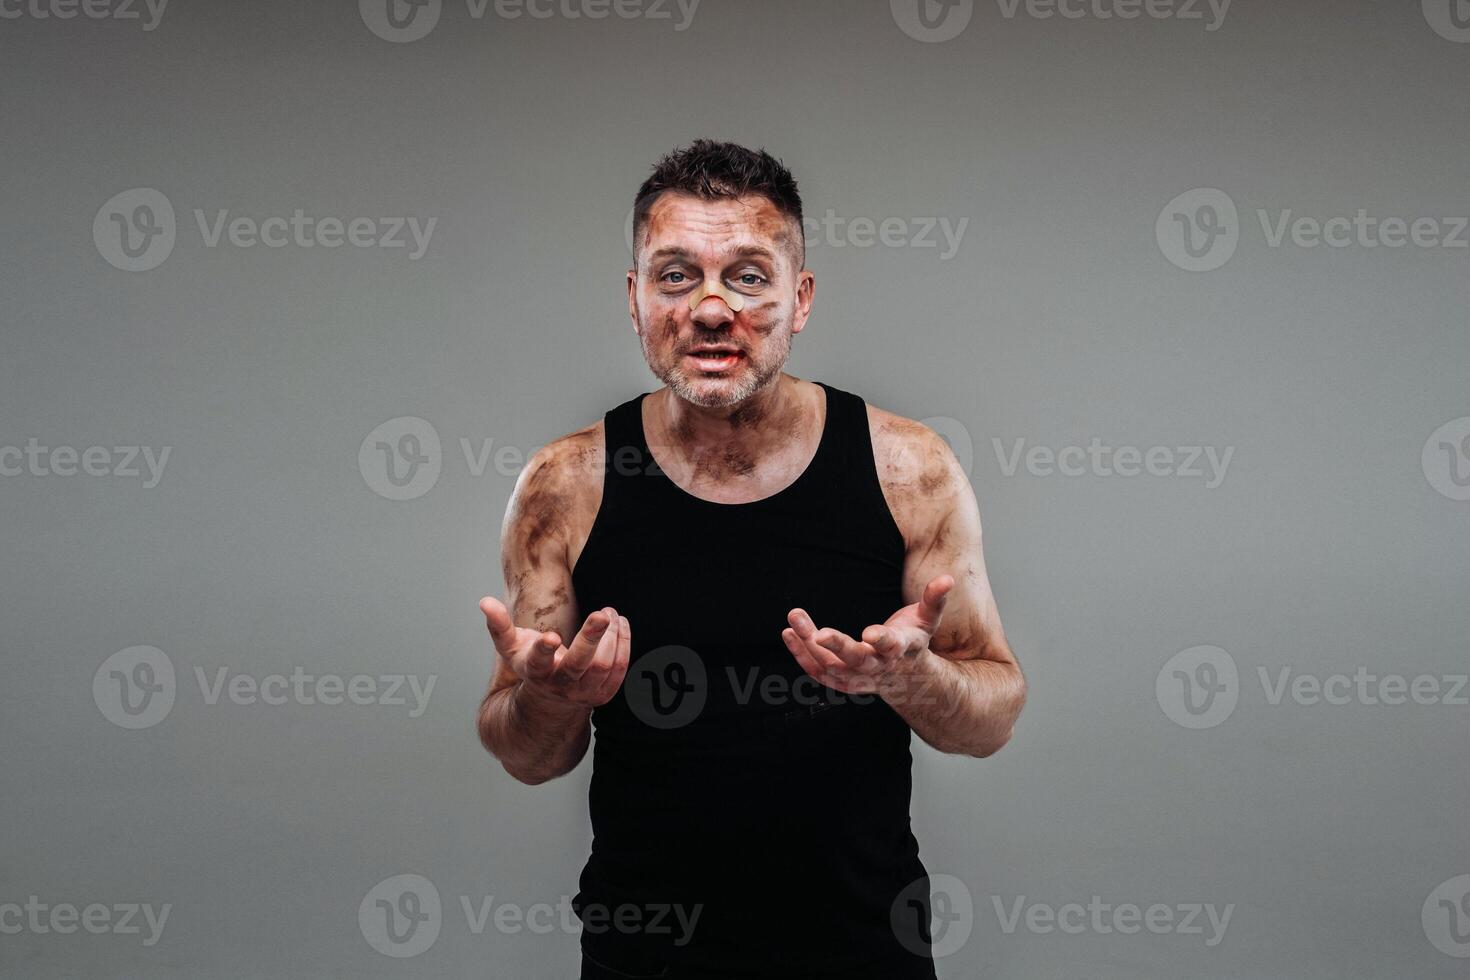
{"left": 480, "top": 596, "right": 518, "bottom": 656}
{"left": 915, "top": 575, "right": 954, "bottom": 634}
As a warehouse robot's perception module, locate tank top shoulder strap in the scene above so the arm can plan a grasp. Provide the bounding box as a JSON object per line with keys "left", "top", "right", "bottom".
{"left": 810, "top": 381, "right": 905, "bottom": 555}
{"left": 597, "top": 389, "right": 655, "bottom": 502}
{"left": 813, "top": 380, "right": 878, "bottom": 485}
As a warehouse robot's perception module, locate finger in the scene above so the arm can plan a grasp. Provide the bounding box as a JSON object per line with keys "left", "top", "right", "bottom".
{"left": 915, "top": 575, "right": 954, "bottom": 634}
{"left": 862, "top": 624, "right": 903, "bottom": 660}
{"left": 814, "top": 627, "right": 880, "bottom": 671}
{"left": 583, "top": 607, "right": 616, "bottom": 672}
{"left": 590, "top": 615, "right": 631, "bottom": 703}
{"left": 559, "top": 607, "right": 614, "bottom": 680}
{"left": 522, "top": 632, "right": 560, "bottom": 681}
{"left": 480, "top": 596, "right": 518, "bottom": 657}
{"left": 782, "top": 627, "right": 831, "bottom": 682}
{"left": 787, "top": 608, "right": 819, "bottom": 641}
{"left": 785, "top": 627, "right": 847, "bottom": 676}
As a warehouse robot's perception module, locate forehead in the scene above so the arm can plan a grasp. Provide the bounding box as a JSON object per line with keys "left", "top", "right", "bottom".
{"left": 641, "top": 192, "right": 798, "bottom": 259}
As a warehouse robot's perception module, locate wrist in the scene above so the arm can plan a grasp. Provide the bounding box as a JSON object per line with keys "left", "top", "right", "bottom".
{"left": 879, "top": 646, "right": 944, "bottom": 705}
{"left": 513, "top": 679, "right": 590, "bottom": 723}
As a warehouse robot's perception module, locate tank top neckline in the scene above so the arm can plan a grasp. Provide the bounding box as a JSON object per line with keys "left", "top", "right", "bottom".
{"left": 631, "top": 380, "right": 835, "bottom": 510}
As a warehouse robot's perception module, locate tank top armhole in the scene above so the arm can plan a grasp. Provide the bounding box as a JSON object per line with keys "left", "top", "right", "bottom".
{"left": 569, "top": 396, "right": 641, "bottom": 582}
{"left": 828, "top": 383, "right": 908, "bottom": 565}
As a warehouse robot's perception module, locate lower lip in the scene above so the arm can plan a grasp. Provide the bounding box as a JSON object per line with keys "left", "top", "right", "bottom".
{"left": 687, "top": 352, "right": 743, "bottom": 372}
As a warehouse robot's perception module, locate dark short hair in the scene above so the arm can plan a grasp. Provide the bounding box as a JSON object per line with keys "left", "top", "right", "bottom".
{"left": 632, "top": 139, "right": 805, "bottom": 266}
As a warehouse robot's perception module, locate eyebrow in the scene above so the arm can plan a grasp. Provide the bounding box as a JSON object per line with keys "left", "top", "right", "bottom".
{"left": 646, "top": 244, "right": 781, "bottom": 263}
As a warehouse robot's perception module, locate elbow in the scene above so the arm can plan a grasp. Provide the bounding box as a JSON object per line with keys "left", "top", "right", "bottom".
{"left": 970, "top": 675, "right": 1026, "bottom": 758}
{"left": 501, "top": 760, "right": 558, "bottom": 786}
{"left": 971, "top": 725, "right": 1014, "bottom": 759}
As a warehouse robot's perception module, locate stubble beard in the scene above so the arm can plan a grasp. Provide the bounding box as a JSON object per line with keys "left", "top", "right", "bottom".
{"left": 640, "top": 314, "right": 793, "bottom": 410}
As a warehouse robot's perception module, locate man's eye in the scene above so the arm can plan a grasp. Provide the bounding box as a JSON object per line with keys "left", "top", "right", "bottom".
{"left": 662, "top": 271, "right": 689, "bottom": 284}
{"left": 734, "top": 273, "right": 766, "bottom": 287}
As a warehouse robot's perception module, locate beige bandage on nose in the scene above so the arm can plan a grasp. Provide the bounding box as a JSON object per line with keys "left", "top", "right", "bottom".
{"left": 687, "top": 281, "right": 745, "bottom": 312}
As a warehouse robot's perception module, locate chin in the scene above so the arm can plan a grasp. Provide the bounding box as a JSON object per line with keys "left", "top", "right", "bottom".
{"left": 668, "top": 368, "right": 760, "bottom": 409}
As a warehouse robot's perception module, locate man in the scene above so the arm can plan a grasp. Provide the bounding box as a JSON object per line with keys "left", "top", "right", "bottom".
{"left": 477, "top": 140, "right": 1026, "bottom": 980}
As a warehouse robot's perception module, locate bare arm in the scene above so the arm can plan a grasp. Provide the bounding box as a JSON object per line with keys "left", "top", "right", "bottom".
{"left": 475, "top": 434, "right": 630, "bottom": 785}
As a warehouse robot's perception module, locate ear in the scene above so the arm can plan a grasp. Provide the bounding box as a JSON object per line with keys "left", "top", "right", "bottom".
{"left": 627, "top": 267, "right": 640, "bottom": 336}
{"left": 789, "top": 268, "right": 815, "bottom": 336}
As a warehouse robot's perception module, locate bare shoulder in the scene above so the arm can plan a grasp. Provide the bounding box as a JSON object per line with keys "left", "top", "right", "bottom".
{"left": 502, "top": 419, "right": 606, "bottom": 578}
{"left": 865, "top": 403, "right": 975, "bottom": 548}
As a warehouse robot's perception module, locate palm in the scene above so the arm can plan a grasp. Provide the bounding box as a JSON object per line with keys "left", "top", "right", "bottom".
{"left": 480, "top": 596, "right": 631, "bottom": 707}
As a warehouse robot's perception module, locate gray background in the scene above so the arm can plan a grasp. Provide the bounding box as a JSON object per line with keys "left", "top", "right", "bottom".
{"left": 3, "top": 0, "right": 1469, "bottom": 977}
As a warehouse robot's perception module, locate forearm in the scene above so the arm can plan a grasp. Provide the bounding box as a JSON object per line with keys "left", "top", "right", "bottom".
{"left": 477, "top": 681, "right": 592, "bottom": 785}
{"left": 881, "top": 651, "right": 1025, "bottom": 757}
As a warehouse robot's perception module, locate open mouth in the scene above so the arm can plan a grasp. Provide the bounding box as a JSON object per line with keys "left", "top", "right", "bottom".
{"left": 685, "top": 349, "right": 744, "bottom": 372}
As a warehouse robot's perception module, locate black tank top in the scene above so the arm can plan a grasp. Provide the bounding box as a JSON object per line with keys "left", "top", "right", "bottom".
{"left": 570, "top": 381, "right": 937, "bottom": 978}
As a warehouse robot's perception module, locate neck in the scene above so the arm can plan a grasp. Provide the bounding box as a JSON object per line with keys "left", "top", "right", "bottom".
{"left": 652, "top": 373, "right": 806, "bottom": 462}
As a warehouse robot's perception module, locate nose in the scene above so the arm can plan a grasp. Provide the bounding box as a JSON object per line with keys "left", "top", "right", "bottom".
{"left": 689, "top": 294, "right": 737, "bottom": 331}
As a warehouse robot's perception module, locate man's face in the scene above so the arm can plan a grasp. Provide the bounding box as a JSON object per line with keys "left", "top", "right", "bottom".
{"left": 628, "top": 192, "right": 814, "bottom": 409}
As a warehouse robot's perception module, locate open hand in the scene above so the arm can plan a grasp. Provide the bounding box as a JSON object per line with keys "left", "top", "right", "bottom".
{"left": 781, "top": 575, "right": 953, "bottom": 696}
{"left": 480, "top": 596, "right": 630, "bottom": 708}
